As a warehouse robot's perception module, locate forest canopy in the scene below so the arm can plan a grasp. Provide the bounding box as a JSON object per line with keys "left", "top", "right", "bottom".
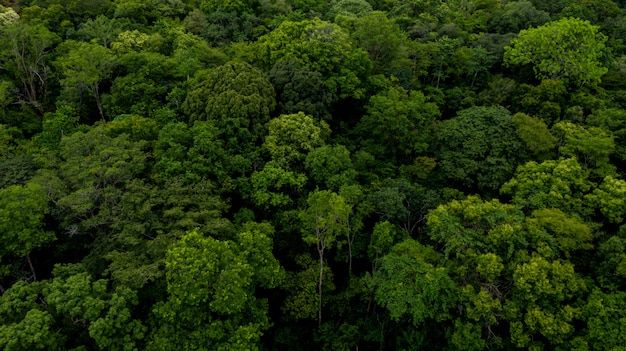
{"left": 1, "top": 0, "right": 626, "bottom": 350}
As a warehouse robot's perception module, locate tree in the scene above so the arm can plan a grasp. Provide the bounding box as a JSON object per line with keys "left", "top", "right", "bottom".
{"left": 71, "top": 15, "right": 129, "bottom": 48}
{"left": 504, "top": 17, "right": 608, "bottom": 86}
{"left": 349, "top": 11, "right": 409, "bottom": 74}
{"left": 182, "top": 61, "right": 275, "bottom": 151}
{"left": 0, "top": 182, "right": 54, "bottom": 280}
{"left": 263, "top": 112, "right": 329, "bottom": 169}
{"left": 432, "top": 106, "right": 526, "bottom": 193}
{"left": 356, "top": 85, "right": 440, "bottom": 165}
{"left": 248, "top": 18, "right": 372, "bottom": 99}
{"left": 489, "top": 1, "right": 551, "bottom": 34}
{"left": 0, "top": 22, "right": 59, "bottom": 113}
{"left": 552, "top": 121, "right": 615, "bottom": 177}
{"left": 268, "top": 60, "right": 335, "bottom": 120}
{"left": 55, "top": 41, "right": 118, "bottom": 121}
{"left": 300, "top": 190, "right": 351, "bottom": 325}
{"left": 305, "top": 145, "right": 357, "bottom": 191}
{"left": 0, "top": 263, "right": 145, "bottom": 350}
{"left": 511, "top": 112, "right": 557, "bottom": 159}
{"left": 149, "top": 226, "right": 282, "bottom": 350}
{"left": 500, "top": 158, "right": 592, "bottom": 216}
{"left": 369, "top": 239, "right": 458, "bottom": 326}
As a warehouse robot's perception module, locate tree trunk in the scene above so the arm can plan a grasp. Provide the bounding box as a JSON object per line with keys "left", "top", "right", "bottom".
{"left": 26, "top": 253, "right": 37, "bottom": 281}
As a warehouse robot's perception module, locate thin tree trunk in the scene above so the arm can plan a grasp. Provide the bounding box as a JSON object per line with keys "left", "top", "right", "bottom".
{"left": 26, "top": 253, "right": 37, "bottom": 281}
{"left": 93, "top": 89, "right": 105, "bottom": 122}
{"left": 318, "top": 246, "right": 324, "bottom": 326}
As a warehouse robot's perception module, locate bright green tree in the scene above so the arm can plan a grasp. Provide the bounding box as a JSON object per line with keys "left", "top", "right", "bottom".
{"left": 55, "top": 41, "right": 118, "bottom": 121}
{"left": 0, "top": 182, "right": 54, "bottom": 280}
{"left": 300, "top": 189, "right": 351, "bottom": 325}
{"left": 149, "top": 226, "right": 282, "bottom": 350}
{"left": 504, "top": 17, "right": 608, "bottom": 86}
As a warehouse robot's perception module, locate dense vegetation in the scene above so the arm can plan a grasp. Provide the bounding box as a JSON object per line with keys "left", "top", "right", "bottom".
{"left": 1, "top": 0, "right": 626, "bottom": 349}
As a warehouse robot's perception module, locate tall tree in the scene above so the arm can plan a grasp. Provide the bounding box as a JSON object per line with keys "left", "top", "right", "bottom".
{"left": 0, "top": 22, "right": 59, "bottom": 113}
{"left": 300, "top": 190, "right": 351, "bottom": 325}
{"left": 55, "top": 41, "right": 118, "bottom": 121}
{"left": 504, "top": 17, "right": 608, "bottom": 86}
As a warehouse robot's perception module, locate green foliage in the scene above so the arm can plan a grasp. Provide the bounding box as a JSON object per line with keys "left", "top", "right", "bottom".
{"left": 501, "top": 158, "right": 592, "bottom": 215}
{"left": 504, "top": 17, "right": 608, "bottom": 86}
{"left": 511, "top": 112, "right": 557, "bottom": 158}
{"left": 356, "top": 84, "right": 440, "bottom": 164}
{"left": 305, "top": 144, "right": 357, "bottom": 191}
{"left": 583, "top": 288, "right": 626, "bottom": 350}
{"left": 553, "top": 121, "right": 615, "bottom": 176}
{"left": 3, "top": 2, "right": 626, "bottom": 350}
{"left": 489, "top": 1, "right": 550, "bottom": 34}
{"left": 585, "top": 176, "right": 626, "bottom": 224}
{"left": 268, "top": 60, "right": 335, "bottom": 120}
{"left": 0, "top": 182, "right": 54, "bottom": 278}
{"left": 55, "top": 41, "right": 118, "bottom": 120}
{"left": 0, "top": 22, "right": 60, "bottom": 113}
{"left": 264, "top": 112, "right": 329, "bottom": 168}
{"left": 250, "top": 18, "right": 372, "bottom": 98}
{"left": 251, "top": 161, "right": 307, "bottom": 209}
{"left": 370, "top": 239, "right": 457, "bottom": 325}
{"left": 433, "top": 105, "right": 526, "bottom": 193}
{"left": 151, "top": 227, "right": 281, "bottom": 350}
{"left": 182, "top": 61, "right": 275, "bottom": 145}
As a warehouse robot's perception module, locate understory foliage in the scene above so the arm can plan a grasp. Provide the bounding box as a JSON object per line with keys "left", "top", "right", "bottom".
{"left": 1, "top": 0, "right": 626, "bottom": 349}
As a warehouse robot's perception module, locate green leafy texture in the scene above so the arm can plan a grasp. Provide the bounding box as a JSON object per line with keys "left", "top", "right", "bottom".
{"left": 369, "top": 178, "right": 441, "bottom": 236}
{"left": 587, "top": 108, "right": 626, "bottom": 162}
{"left": 527, "top": 208, "right": 593, "bottom": 255}
{"left": 106, "top": 51, "right": 185, "bottom": 119}
{"left": 55, "top": 41, "right": 118, "bottom": 121}
{"left": 267, "top": 60, "right": 335, "bottom": 120}
{"left": 0, "top": 22, "right": 60, "bottom": 113}
{"left": 583, "top": 288, "right": 626, "bottom": 350}
{"left": 511, "top": 112, "right": 557, "bottom": 159}
{"left": 264, "top": 112, "right": 329, "bottom": 169}
{"left": 0, "top": 6, "right": 19, "bottom": 30}
{"left": 433, "top": 105, "right": 526, "bottom": 193}
{"left": 153, "top": 121, "right": 235, "bottom": 184}
{"left": 500, "top": 158, "right": 592, "bottom": 216}
{"left": 584, "top": 176, "right": 626, "bottom": 224}
{"left": 513, "top": 79, "right": 568, "bottom": 125}
{"left": 348, "top": 11, "right": 409, "bottom": 74}
{"left": 0, "top": 263, "right": 145, "bottom": 350}
{"left": 489, "top": 1, "right": 551, "bottom": 34}
{"left": 151, "top": 227, "right": 281, "bottom": 350}
{"left": 427, "top": 196, "right": 528, "bottom": 260}
{"left": 251, "top": 160, "right": 307, "bottom": 209}
{"left": 368, "top": 220, "right": 399, "bottom": 263}
{"left": 33, "top": 104, "right": 80, "bottom": 149}
{"left": 71, "top": 15, "right": 129, "bottom": 48}
{"left": 327, "top": 0, "right": 373, "bottom": 19}
{"left": 104, "top": 177, "right": 231, "bottom": 289}
{"left": 45, "top": 264, "right": 146, "bottom": 350}
{"left": 508, "top": 255, "right": 586, "bottom": 347}
{"left": 182, "top": 61, "right": 275, "bottom": 150}
{"left": 0, "top": 182, "right": 54, "bottom": 278}
{"left": 50, "top": 125, "right": 147, "bottom": 236}
{"left": 552, "top": 121, "right": 615, "bottom": 177}
{"left": 356, "top": 85, "right": 440, "bottom": 165}
{"left": 249, "top": 18, "right": 372, "bottom": 99}
{"left": 305, "top": 144, "right": 357, "bottom": 191}
{"left": 201, "top": 0, "right": 258, "bottom": 13}
{"left": 370, "top": 239, "right": 458, "bottom": 325}
{"left": 504, "top": 17, "right": 608, "bottom": 86}
{"left": 0, "top": 308, "right": 64, "bottom": 351}
{"left": 282, "top": 254, "right": 335, "bottom": 321}
{"left": 300, "top": 189, "right": 351, "bottom": 325}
